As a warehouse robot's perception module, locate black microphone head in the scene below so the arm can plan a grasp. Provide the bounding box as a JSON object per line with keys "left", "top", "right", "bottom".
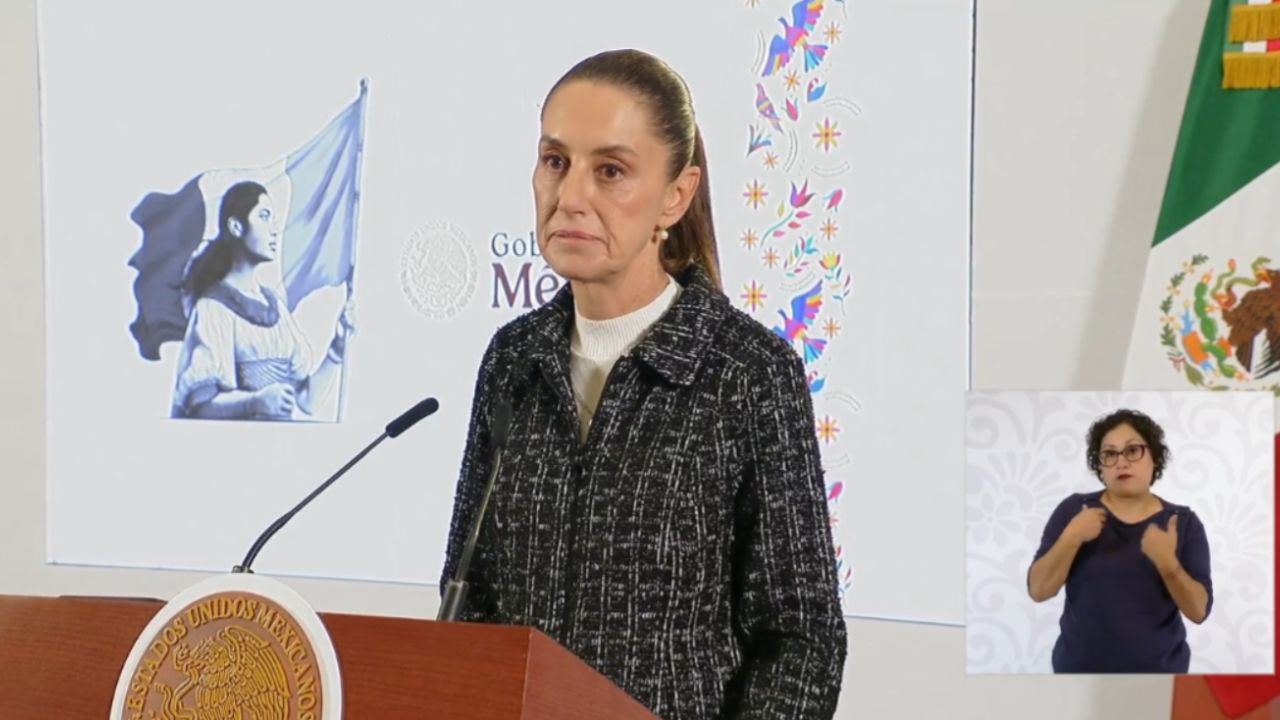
{"left": 386, "top": 397, "right": 439, "bottom": 438}
{"left": 492, "top": 401, "right": 513, "bottom": 449}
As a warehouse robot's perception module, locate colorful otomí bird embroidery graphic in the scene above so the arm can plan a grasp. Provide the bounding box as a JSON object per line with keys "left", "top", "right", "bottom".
{"left": 762, "top": 0, "right": 829, "bottom": 76}
{"left": 755, "top": 83, "right": 784, "bottom": 132}
{"left": 807, "top": 370, "right": 826, "bottom": 393}
{"left": 807, "top": 78, "right": 827, "bottom": 102}
{"left": 747, "top": 125, "right": 773, "bottom": 155}
{"left": 772, "top": 280, "right": 828, "bottom": 363}
{"left": 791, "top": 179, "right": 815, "bottom": 207}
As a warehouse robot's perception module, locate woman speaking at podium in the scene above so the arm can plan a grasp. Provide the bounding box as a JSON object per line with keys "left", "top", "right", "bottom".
{"left": 443, "top": 50, "right": 847, "bottom": 719}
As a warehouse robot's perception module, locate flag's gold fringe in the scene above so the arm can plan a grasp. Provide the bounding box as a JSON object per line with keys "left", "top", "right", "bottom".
{"left": 1229, "top": 3, "right": 1280, "bottom": 43}
{"left": 1223, "top": 52, "right": 1280, "bottom": 88}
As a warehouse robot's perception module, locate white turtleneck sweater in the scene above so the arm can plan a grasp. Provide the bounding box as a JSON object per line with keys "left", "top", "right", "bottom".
{"left": 570, "top": 275, "right": 681, "bottom": 441}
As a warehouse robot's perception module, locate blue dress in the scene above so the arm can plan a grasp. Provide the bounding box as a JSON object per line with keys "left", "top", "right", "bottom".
{"left": 1032, "top": 490, "right": 1213, "bottom": 673}
{"left": 171, "top": 282, "right": 314, "bottom": 419}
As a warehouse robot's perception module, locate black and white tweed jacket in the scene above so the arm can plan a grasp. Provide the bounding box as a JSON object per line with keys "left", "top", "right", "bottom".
{"left": 442, "top": 265, "right": 847, "bottom": 719}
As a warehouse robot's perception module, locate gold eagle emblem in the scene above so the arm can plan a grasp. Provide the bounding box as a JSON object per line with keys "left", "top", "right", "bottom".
{"left": 154, "top": 625, "right": 290, "bottom": 719}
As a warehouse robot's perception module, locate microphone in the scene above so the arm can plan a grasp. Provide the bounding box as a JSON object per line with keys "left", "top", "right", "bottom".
{"left": 387, "top": 397, "right": 439, "bottom": 438}
{"left": 438, "top": 399, "right": 513, "bottom": 621}
{"left": 231, "top": 397, "right": 440, "bottom": 574}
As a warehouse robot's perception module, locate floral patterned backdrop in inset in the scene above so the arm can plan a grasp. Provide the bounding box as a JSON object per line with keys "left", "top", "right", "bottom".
{"left": 965, "top": 391, "right": 1274, "bottom": 674}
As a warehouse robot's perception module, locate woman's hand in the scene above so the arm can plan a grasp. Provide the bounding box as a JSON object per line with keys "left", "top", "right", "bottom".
{"left": 1064, "top": 505, "right": 1107, "bottom": 545}
{"left": 1141, "top": 515, "right": 1180, "bottom": 574}
{"left": 253, "top": 383, "right": 296, "bottom": 418}
{"left": 1028, "top": 503, "right": 1104, "bottom": 602}
{"left": 329, "top": 298, "right": 356, "bottom": 358}
{"left": 339, "top": 297, "right": 356, "bottom": 335}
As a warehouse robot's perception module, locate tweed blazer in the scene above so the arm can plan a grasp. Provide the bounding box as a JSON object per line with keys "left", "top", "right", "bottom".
{"left": 442, "top": 265, "right": 847, "bottom": 719}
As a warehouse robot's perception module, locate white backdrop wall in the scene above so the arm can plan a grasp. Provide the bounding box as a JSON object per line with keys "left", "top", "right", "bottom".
{"left": 966, "top": 391, "right": 1275, "bottom": 674}
{"left": 2, "top": 0, "right": 1224, "bottom": 717}
{"left": 971, "top": 0, "right": 1209, "bottom": 391}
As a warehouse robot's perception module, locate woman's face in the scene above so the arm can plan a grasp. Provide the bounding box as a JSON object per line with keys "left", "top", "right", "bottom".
{"left": 533, "top": 80, "right": 698, "bottom": 287}
{"left": 1098, "top": 423, "right": 1155, "bottom": 497}
{"left": 239, "top": 193, "right": 280, "bottom": 263}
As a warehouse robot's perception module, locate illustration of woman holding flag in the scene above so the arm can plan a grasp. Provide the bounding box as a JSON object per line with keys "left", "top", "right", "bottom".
{"left": 127, "top": 82, "right": 367, "bottom": 421}
{"left": 170, "top": 181, "right": 354, "bottom": 420}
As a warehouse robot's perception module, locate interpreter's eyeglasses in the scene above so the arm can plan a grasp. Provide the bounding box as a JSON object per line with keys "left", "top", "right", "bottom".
{"left": 1099, "top": 444, "right": 1147, "bottom": 467}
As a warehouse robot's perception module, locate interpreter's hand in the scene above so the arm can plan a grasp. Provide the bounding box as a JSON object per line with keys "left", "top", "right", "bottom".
{"left": 1141, "top": 515, "right": 1180, "bottom": 574}
{"left": 254, "top": 383, "right": 296, "bottom": 418}
{"left": 1065, "top": 505, "right": 1107, "bottom": 545}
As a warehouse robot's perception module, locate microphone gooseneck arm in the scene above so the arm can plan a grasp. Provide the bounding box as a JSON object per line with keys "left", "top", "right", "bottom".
{"left": 233, "top": 432, "right": 388, "bottom": 574}
{"left": 437, "top": 448, "right": 505, "bottom": 621}
{"left": 438, "top": 400, "right": 513, "bottom": 621}
{"left": 231, "top": 396, "right": 440, "bottom": 574}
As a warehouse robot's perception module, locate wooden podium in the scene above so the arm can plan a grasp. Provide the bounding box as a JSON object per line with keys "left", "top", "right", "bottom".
{"left": 0, "top": 594, "right": 658, "bottom": 719}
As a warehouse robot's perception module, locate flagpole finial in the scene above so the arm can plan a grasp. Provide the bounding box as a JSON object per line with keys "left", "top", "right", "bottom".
{"left": 359, "top": 77, "right": 369, "bottom": 95}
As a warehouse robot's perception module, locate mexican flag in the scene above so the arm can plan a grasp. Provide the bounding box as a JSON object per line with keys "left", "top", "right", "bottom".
{"left": 1125, "top": 0, "right": 1280, "bottom": 394}
{"left": 1125, "top": 1, "right": 1280, "bottom": 717}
